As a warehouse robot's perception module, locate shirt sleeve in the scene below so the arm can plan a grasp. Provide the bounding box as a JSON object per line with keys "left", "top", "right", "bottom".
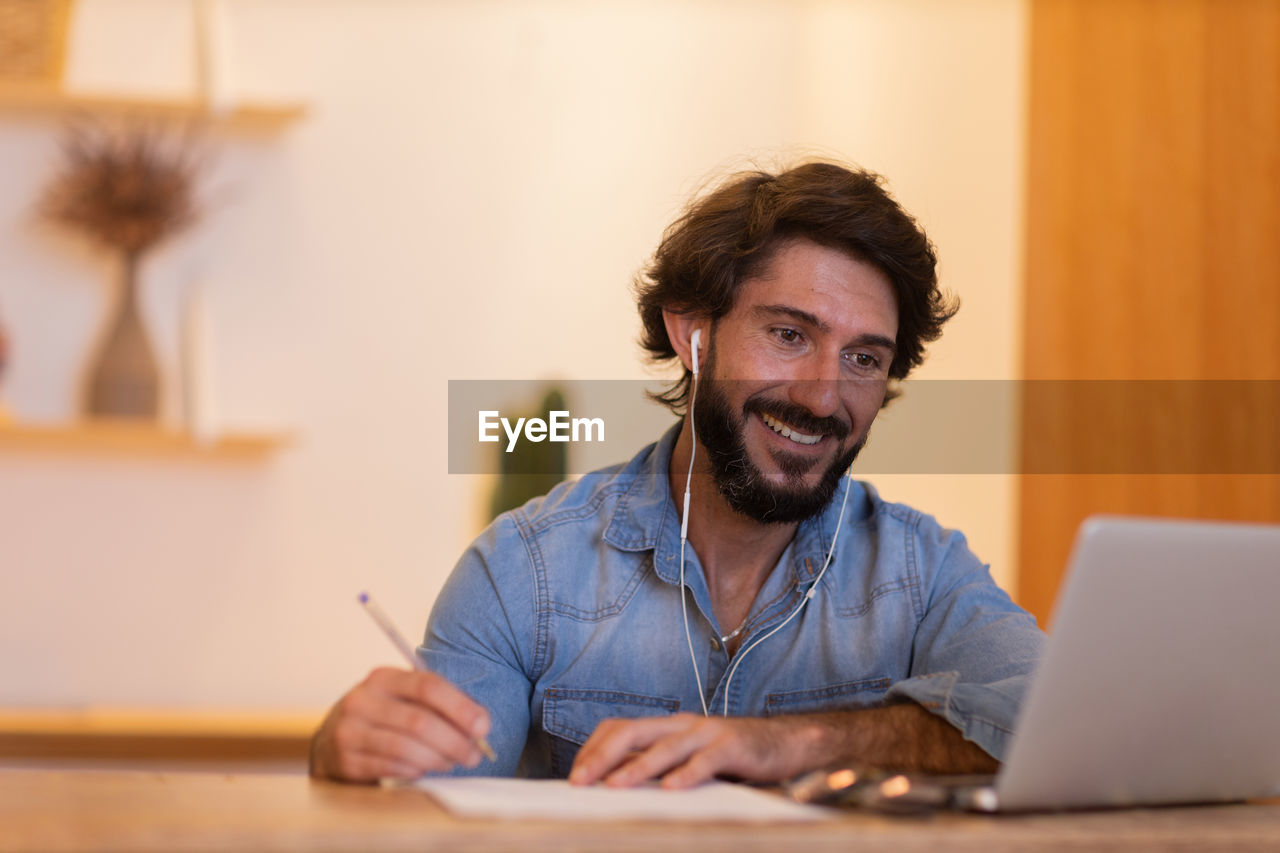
{"left": 419, "top": 512, "right": 537, "bottom": 776}
{"left": 882, "top": 517, "right": 1046, "bottom": 761}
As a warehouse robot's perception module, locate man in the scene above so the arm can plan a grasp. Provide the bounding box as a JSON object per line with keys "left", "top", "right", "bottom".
{"left": 310, "top": 162, "right": 1044, "bottom": 787}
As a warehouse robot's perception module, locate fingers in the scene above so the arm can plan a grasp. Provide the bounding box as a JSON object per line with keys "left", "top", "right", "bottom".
{"left": 352, "top": 706, "right": 479, "bottom": 770}
{"left": 310, "top": 667, "right": 491, "bottom": 783}
{"left": 568, "top": 715, "right": 682, "bottom": 785}
{"left": 569, "top": 714, "right": 716, "bottom": 788}
{"left": 618, "top": 719, "right": 749, "bottom": 789}
{"left": 377, "top": 667, "right": 491, "bottom": 742}
{"left": 607, "top": 726, "right": 718, "bottom": 789}
{"left": 569, "top": 715, "right": 792, "bottom": 790}
{"left": 343, "top": 726, "right": 464, "bottom": 780}
{"left": 657, "top": 743, "right": 727, "bottom": 789}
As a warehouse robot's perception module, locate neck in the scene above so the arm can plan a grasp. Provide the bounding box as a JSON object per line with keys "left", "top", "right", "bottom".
{"left": 669, "top": 417, "right": 797, "bottom": 619}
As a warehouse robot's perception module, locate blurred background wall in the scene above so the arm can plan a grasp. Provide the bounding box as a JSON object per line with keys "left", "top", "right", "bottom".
{"left": 0, "top": 0, "right": 1038, "bottom": 713}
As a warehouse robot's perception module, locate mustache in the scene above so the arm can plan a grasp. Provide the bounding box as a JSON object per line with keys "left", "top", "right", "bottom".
{"left": 743, "top": 397, "right": 852, "bottom": 442}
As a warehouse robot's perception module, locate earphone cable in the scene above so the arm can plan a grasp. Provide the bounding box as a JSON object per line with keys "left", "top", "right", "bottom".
{"left": 717, "top": 473, "right": 851, "bottom": 715}
{"left": 679, "top": 362, "right": 711, "bottom": 717}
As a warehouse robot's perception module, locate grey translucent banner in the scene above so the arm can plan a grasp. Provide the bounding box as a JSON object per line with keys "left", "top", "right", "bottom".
{"left": 447, "top": 380, "right": 1280, "bottom": 475}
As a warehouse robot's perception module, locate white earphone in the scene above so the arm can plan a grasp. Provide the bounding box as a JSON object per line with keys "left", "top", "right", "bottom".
{"left": 678, "top": 328, "right": 705, "bottom": 710}
{"left": 676, "top": 325, "right": 851, "bottom": 717}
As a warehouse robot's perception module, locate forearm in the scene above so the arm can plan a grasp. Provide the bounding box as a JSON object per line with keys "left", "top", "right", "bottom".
{"left": 571, "top": 703, "right": 997, "bottom": 788}
{"left": 781, "top": 702, "right": 999, "bottom": 775}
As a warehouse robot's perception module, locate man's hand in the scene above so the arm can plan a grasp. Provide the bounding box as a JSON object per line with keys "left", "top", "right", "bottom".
{"left": 568, "top": 704, "right": 998, "bottom": 789}
{"left": 568, "top": 713, "right": 818, "bottom": 789}
{"left": 309, "top": 667, "right": 491, "bottom": 783}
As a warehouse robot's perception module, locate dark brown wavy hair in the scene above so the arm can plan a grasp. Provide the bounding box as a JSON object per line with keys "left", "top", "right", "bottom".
{"left": 636, "top": 162, "right": 957, "bottom": 414}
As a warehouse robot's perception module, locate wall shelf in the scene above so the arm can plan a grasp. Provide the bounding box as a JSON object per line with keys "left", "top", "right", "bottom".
{"left": 0, "top": 84, "right": 307, "bottom": 131}
{"left": 0, "top": 707, "right": 319, "bottom": 766}
{"left": 0, "top": 421, "right": 291, "bottom": 457}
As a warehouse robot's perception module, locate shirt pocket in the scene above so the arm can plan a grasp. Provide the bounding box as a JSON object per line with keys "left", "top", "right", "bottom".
{"left": 763, "top": 677, "right": 891, "bottom": 717}
{"left": 541, "top": 687, "right": 681, "bottom": 778}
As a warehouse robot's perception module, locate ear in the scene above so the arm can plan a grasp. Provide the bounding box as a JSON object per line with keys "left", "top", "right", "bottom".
{"left": 662, "top": 309, "right": 707, "bottom": 375}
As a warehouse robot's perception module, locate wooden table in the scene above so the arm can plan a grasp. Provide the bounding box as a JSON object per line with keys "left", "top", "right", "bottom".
{"left": 2, "top": 769, "right": 1279, "bottom": 852}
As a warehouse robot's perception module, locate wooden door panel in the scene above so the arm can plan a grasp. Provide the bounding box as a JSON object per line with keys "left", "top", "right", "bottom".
{"left": 1019, "top": 0, "right": 1280, "bottom": 626}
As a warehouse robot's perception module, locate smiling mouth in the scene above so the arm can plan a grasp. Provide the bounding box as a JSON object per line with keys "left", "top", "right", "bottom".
{"left": 761, "top": 413, "right": 823, "bottom": 446}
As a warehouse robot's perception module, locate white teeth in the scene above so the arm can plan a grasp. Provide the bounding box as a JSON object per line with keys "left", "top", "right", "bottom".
{"left": 762, "top": 413, "right": 821, "bottom": 445}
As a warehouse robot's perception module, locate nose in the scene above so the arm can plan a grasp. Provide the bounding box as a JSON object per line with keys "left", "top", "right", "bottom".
{"left": 786, "top": 352, "right": 842, "bottom": 419}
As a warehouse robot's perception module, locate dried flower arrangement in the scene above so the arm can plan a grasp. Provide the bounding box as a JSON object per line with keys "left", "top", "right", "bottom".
{"left": 40, "top": 123, "right": 201, "bottom": 255}
{"left": 38, "top": 123, "right": 205, "bottom": 419}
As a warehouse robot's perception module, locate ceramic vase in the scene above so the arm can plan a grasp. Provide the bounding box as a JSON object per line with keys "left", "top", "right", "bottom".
{"left": 86, "top": 252, "right": 159, "bottom": 419}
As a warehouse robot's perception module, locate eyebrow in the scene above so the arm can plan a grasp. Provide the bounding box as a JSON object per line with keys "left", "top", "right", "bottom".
{"left": 752, "top": 304, "right": 898, "bottom": 354}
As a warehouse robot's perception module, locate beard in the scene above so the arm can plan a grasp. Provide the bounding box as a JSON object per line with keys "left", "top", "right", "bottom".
{"left": 693, "top": 375, "right": 865, "bottom": 525}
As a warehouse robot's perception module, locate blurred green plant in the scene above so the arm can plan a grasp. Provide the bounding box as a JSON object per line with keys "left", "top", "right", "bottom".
{"left": 489, "top": 387, "right": 569, "bottom": 520}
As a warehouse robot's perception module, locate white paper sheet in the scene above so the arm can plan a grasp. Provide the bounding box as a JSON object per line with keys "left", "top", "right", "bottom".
{"left": 411, "top": 777, "right": 832, "bottom": 823}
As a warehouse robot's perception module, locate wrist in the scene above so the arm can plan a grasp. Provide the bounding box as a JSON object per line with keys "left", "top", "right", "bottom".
{"left": 763, "top": 714, "right": 848, "bottom": 777}
{"left": 765, "top": 706, "right": 920, "bottom": 775}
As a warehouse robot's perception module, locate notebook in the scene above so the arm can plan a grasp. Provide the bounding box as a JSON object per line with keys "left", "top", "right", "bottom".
{"left": 790, "top": 515, "right": 1280, "bottom": 812}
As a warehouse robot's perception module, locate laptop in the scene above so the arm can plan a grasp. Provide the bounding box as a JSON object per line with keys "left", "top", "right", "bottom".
{"left": 789, "top": 515, "right": 1280, "bottom": 812}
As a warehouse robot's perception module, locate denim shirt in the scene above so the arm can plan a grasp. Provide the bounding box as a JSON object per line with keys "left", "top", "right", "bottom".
{"left": 422, "top": 425, "right": 1045, "bottom": 778}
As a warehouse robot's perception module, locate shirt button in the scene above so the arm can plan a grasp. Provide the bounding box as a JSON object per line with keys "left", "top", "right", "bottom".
{"left": 710, "top": 637, "right": 721, "bottom": 651}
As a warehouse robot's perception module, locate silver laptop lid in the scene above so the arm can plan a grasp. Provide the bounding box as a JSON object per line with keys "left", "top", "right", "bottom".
{"left": 996, "top": 516, "right": 1280, "bottom": 811}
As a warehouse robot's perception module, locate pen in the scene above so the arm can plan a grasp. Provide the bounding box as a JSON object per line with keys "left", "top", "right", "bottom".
{"left": 357, "top": 591, "right": 497, "bottom": 763}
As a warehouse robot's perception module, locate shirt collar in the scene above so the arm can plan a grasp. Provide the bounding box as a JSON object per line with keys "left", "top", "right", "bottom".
{"left": 602, "top": 421, "right": 863, "bottom": 587}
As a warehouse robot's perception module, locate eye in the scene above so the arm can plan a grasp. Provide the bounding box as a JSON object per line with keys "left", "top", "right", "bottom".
{"left": 771, "top": 327, "right": 803, "bottom": 345}
{"left": 846, "top": 352, "right": 881, "bottom": 371}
